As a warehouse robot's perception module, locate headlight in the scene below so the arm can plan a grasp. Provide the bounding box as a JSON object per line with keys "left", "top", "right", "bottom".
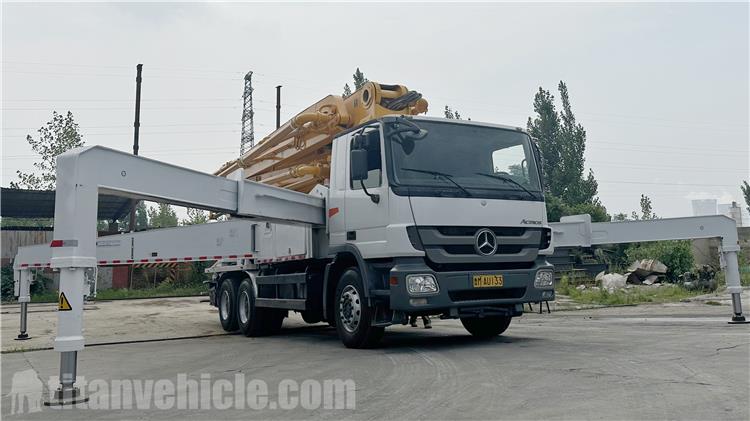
{"left": 534, "top": 270, "right": 554, "bottom": 288}
{"left": 406, "top": 274, "right": 439, "bottom": 295}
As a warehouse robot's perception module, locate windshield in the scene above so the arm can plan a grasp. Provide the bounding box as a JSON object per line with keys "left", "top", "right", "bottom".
{"left": 386, "top": 119, "right": 543, "bottom": 201}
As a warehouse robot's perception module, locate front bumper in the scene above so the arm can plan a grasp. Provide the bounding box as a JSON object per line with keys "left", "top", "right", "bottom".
{"left": 388, "top": 258, "right": 554, "bottom": 312}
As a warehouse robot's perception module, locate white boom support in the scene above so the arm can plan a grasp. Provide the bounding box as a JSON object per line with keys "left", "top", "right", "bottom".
{"left": 37, "top": 145, "right": 324, "bottom": 404}
{"left": 550, "top": 214, "right": 747, "bottom": 323}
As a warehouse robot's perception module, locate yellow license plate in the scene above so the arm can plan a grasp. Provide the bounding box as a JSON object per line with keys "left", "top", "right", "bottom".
{"left": 473, "top": 274, "right": 504, "bottom": 288}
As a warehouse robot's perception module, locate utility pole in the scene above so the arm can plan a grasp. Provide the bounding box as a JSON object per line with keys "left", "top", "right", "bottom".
{"left": 276, "top": 85, "right": 282, "bottom": 129}
{"left": 129, "top": 63, "right": 143, "bottom": 232}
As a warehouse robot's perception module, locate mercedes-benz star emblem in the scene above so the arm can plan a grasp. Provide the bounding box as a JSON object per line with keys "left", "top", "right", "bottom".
{"left": 474, "top": 228, "right": 498, "bottom": 256}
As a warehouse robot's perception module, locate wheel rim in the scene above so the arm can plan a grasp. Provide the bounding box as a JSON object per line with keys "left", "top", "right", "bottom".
{"left": 339, "top": 285, "right": 362, "bottom": 333}
{"left": 239, "top": 290, "right": 251, "bottom": 325}
{"left": 220, "top": 290, "right": 230, "bottom": 321}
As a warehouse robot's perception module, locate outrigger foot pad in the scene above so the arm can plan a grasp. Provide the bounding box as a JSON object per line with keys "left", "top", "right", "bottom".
{"left": 44, "top": 387, "right": 89, "bottom": 406}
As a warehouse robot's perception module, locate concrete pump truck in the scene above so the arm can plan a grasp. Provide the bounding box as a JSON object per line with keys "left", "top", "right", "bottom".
{"left": 15, "top": 79, "right": 749, "bottom": 405}
{"left": 207, "top": 82, "right": 554, "bottom": 348}
{"left": 13, "top": 81, "right": 554, "bottom": 354}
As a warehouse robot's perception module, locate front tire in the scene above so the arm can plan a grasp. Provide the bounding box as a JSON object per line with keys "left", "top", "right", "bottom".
{"left": 218, "top": 278, "right": 239, "bottom": 332}
{"left": 335, "top": 268, "right": 384, "bottom": 348}
{"left": 461, "top": 316, "right": 512, "bottom": 338}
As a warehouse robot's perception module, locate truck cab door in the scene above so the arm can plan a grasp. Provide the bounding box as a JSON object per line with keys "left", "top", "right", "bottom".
{"left": 344, "top": 126, "right": 389, "bottom": 257}
{"left": 327, "top": 134, "right": 348, "bottom": 247}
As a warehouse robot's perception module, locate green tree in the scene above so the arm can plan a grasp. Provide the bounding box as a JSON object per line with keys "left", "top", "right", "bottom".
{"left": 742, "top": 181, "right": 750, "bottom": 214}
{"left": 615, "top": 194, "right": 657, "bottom": 221}
{"left": 116, "top": 201, "right": 149, "bottom": 231}
{"left": 352, "top": 68, "right": 368, "bottom": 90}
{"left": 612, "top": 212, "right": 628, "bottom": 222}
{"left": 639, "top": 194, "right": 657, "bottom": 220}
{"left": 443, "top": 105, "right": 468, "bottom": 120}
{"left": 527, "top": 87, "right": 561, "bottom": 194}
{"left": 343, "top": 83, "right": 352, "bottom": 98}
{"left": 10, "top": 111, "right": 84, "bottom": 190}
{"left": 147, "top": 204, "right": 178, "bottom": 228}
{"left": 182, "top": 208, "right": 208, "bottom": 225}
{"left": 527, "top": 82, "right": 607, "bottom": 222}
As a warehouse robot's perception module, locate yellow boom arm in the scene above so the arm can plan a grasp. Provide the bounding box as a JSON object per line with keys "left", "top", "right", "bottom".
{"left": 216, "top": 82, "right": 428, "bottom": 192}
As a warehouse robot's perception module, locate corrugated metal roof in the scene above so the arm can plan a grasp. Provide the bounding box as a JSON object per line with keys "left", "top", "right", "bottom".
{"left": 1, "top": 187, "right": 133, "bottom": 220}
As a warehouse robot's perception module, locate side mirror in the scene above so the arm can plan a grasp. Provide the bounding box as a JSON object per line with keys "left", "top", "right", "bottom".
{"left": 350, "top": 149, "right": 369, "bottom": 181}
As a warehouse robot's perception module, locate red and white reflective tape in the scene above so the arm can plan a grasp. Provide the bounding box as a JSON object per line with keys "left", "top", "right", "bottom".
{"left": 15, "top": 254, "right": 254, "bottom": 268}
{"left": 18, "top": 253, "right": 268, "bottom": 268}
{"left": 18, "top": 263, "right": 52, "bottom": 268}
{"left": 255, "top": 253, "right": 307, "bottom": 264}
{"left": 95, "top": 253, "right": 253, "bottom": 265}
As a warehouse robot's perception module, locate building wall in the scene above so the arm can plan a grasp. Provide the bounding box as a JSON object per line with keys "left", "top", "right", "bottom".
{"left": 1, "top": 230, "right": 52, "bottom": 267}
{"left": 692, "top": 226, "right": 750, "bottom": 267}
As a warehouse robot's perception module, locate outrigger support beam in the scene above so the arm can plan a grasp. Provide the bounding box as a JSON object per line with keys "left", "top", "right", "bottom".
{"left": 551, "top": 214, "right": 746, "bottom": 323}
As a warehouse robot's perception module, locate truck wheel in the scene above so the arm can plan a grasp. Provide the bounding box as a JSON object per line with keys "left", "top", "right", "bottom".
{"left": 237, "top": 279, "right": 286, "bottom": 336}
{"left": 335, "top": 268, "right": 384, "bottom": 348}
{"left": 218, "top": 278, "right": 239, "bottom": 332}
{"left": 460, "top": 316, "right": 512, "bottom": 338}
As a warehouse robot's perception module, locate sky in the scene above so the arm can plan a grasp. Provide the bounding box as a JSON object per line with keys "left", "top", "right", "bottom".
{"left": 2, "top": 2, "right": 749, "bottom": 220}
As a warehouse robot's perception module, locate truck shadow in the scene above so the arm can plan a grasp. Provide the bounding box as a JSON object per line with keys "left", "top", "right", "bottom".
{"left": 269, "top": 323, "right": 544, "bottom": 352}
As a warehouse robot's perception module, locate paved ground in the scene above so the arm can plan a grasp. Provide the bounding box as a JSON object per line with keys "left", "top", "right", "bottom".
{"left": 1, "top": 296, "right": 748, "bottom": 420}
{"left": 1, "top": 296, "right": 222, "bottom": 352}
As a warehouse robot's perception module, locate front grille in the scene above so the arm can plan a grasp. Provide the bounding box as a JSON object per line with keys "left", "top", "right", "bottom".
{"left": 442, "top": 244, "right": 525, "bottom": 255}
{"left": 415, "top": 226, "right": 543, "bottom": 265}
{"left": 436, "top": 226, "right": 526, "bottom": 237}
{"left": 449, "top": 287, "right": 526, "bottom": 302}
{"left": 426, "top": 261, "right": 535, "bottom": 272}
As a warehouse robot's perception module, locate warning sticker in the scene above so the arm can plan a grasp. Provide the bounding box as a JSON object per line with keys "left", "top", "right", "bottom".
{"left": 58, "top": 292, "right": 72, "bottom": 311}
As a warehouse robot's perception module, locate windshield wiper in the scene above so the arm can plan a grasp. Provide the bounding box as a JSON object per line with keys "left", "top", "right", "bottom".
{"left": 474, "top": 172, "right": 537, "bottom": 199}
{"left": 401, "top": 168, "right": 472, "bottom": 197}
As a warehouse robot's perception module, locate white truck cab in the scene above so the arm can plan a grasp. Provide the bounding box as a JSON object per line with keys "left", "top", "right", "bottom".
{"left": 318, "top": 115, "right": 554, "bottom": 346}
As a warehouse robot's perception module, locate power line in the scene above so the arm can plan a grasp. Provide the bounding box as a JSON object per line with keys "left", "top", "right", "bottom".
{"left": 597, "top": 180, "right": 739, "bottom": 187}
{"left": 1, "top": 105, "right": 251, "bottom": 111}
{"left": 4, "top": 61, "right": 748, "bottom": 131}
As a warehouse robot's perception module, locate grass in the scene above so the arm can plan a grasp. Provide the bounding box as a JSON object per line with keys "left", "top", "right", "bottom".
{"left": 27, "top": 284, "right": 206, "bottom": 303}
{"left": 556, "top": 274, "right": 706, "bottom": 306}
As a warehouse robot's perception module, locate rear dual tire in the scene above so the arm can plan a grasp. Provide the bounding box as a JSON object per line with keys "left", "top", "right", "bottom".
{"left": 218, "top": 278, "right": 285, "bottom": 336}
{"left": 218, "top": 278, "right": 239, "bottom": 332}
{"left": 237, "top": 279, "right": 285, "bottom": 336}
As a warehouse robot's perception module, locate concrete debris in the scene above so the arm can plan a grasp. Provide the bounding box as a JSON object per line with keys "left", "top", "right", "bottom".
{"left": 628, "top": 259, "right": 667, "bottom": 277}
{"left": 625, "top": 259, "right": 667, "bottom": 285}
{"left": 576, "top": 284, "right": 587, "bottom": 291}
{"left": 625, "top": 272, "right": 641, "bottom": 284}
{"left": 643, "top": 274, "right": 660, "bottom": 285}
{"left": 600, "top": 273, "right": 627, "bottom": 292}
{"left": 595, "top": 271, "right": 606, "bottom": 282}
